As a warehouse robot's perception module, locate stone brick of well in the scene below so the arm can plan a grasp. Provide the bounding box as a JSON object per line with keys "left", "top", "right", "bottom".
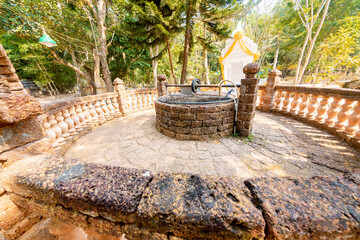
{"left": 156, "top": 100, "right": 235, "bottom": 141}
{"left": 237, "top": 63, "right": 261, "bottom": 137}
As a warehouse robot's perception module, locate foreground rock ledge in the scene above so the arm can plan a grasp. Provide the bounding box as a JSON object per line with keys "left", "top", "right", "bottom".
{"left": 245, "top": 176, "right": 360, "bottom": 239}
{"left": 0, "top": 154, "right": 265, "bottom": 239}
{"left": 0, "top": 154, "right": 359, "bottom": 239}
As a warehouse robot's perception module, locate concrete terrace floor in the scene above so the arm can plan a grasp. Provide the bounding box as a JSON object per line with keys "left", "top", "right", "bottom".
{"left": 64, "top": 109, "right": 360, "bottom": 179}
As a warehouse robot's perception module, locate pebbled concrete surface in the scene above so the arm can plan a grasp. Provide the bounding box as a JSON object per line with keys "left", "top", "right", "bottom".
{"left": 65, "top": 110, "right": 360, "bottom": 179}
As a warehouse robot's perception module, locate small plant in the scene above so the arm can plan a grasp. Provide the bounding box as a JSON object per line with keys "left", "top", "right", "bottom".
{"left": 247, "top": 133, "right": 254, "bottom": 142}
{"left": 232, "top": 132, "right": 239, "bottom": 137}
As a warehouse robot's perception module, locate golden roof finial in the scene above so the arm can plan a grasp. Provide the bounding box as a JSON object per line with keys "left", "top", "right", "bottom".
{"left": 233, "top": 31, "right": 244, "bottom": 40}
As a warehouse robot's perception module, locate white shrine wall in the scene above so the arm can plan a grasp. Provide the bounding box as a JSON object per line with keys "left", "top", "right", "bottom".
{"left": 222, "top": 42, "right": 253, "bottom": 85}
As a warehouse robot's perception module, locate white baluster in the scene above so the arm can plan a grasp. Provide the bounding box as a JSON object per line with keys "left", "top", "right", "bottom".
{"left": 289, "top": 92, "right": 300, "bottom": 114}
{"left": 49, "top": 114, "right": 64, "bottom": 148}
{"left": 82, "top": 103, "right": 92, "bottom": 126}
{"left": 70, "top": 106, "right": 82, "bottom": 131}
{"left": 325, "top": 97, "right": 342, "bottom": 127}
{"left": 132, "top": 93, "right": 137, "bottom": 111}
{"left": 335, "top": 99, "right": 354, "bottom": 131}
{"left": 44, "top": 116, "right": 57, "bottom": 147}
{"left": 274, "top": 90, "right": 283, "bottom": 110}
{"left": 147, "top": 92, "right": 152, "bottom": 106}
{"left": 136, "top": 93, "right": 141, "bottom": 111}
{"left": 111, "top": 96, "right": 121, "bottom": 116}
{"left": 106, "top": 97, "right": 116, "bottom": 117}
{"left": 344, "top": 101, "right": 360, "bottom": 136}
{"left": 95, "top": 99, "right": 105, "bottom": 123}
{"left": 88, "top": 101, "right": 99, "bottom": 124}
{"left": 63, "top": 109, "right": 76, "bottom": 136}
{"left": 100, "top": 98, "right": 110, "bottom": 120}
{"left": 55, "top": 111, "right": 71, "bottom": 140}
{"left": 281, "top": 92, "right": 291, "bottom": 112}
{"left": 76, "top": 104, "right": 86, "bottom": 128}
{"left": 316, "top": 95, "right": 330, "bottom": 123}
{"left": 298, "top": 93, "right": 309, "bottom": 117}
{"left": 306, "top": 94, "right": 319, "bottom": 120}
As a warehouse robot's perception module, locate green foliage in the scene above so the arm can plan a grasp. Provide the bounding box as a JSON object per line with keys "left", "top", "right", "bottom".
{"left": 0, "top": 33, "right": 77, "bottom": 92}
{"left": 1, "top": 0, "right": 358, "bottom": 91}
{"left": 246, "top": 0, "right": 360, "bottom": 81}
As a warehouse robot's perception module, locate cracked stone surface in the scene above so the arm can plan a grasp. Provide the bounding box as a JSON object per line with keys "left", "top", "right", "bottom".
{"left": 245, "top": 176, "right": 360, "bottom": 239}
{"left": 64, "top": 110, "right": 360, "bottom": 179}
{"left": 137, "top": 173, "right": 265, "bottom": 239}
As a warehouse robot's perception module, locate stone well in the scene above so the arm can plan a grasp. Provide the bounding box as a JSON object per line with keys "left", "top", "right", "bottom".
{"left": 155, "top": 93, "right": 235, "bottom": 140}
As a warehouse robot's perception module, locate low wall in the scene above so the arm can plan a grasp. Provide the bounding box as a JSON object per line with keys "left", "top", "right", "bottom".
{"left": 42, "top": 84, "right": 157, "bottom": 154}
{"left": 1, "top": 154, "right": 360, "bottom": 240}
{"left": 122, "top": 88, "right": 157, "bottom": 114}
{"left": 257, "top": 72, "right": 360, "bottom": 152}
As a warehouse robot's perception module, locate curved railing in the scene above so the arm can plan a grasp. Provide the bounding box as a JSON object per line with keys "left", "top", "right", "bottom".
{"left": 123, "top": 88, "right": 157, "bottom": 113}
{"left": 42, "top": 87, "right": 157, "bottom": 154}
{"left": 257, "top": 81, "right": 360, "bottom": 150}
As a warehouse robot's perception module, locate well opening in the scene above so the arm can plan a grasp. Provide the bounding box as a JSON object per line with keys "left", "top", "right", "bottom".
{"left": 158, "top": 93, "right": 233, "bottom": 104}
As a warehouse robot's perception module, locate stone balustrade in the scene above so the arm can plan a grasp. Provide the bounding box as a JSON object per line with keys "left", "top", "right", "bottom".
{"left": 42, "top": 87, "right": 157, "bottom": 154}
{"left": 257, "top": 77, "right": 360, "bottom": 151}
{"left": 123, "top": 88, "right": 157, "bottom": 114}
{"left": 42, "top": 92, "right": 120, "bottom": 154}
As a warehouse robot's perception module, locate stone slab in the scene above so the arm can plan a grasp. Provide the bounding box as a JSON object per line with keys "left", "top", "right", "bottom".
{"left": 17, "top": 219, "right": 58, "bottom": 240}
{"left": 11, "top": 155, "right": 153, "bottom": 223}
{"left": 0, "top": 74, "right": 20, "bottom": 83}
{"left": 0, "top": 66, "right": 15, "bottom": 75}
{"left": 138, "top": 173, "right": 265, "bottom": 239}
{"left": 1, "top": 213, "right": 41, "bottom": 239}
{"left": 0, "top": 138, "right": 54, "bottom": 167}
{"left": 0, "top": 117, "right": 45, "bottom": 153}
{"left": 245, "top": 176, "right": 360, "bottom": 239}
{"left": 0, "top": 93, "right": 42, "bottom": 124}
{"left": 0, "top": 195, "right": 29, "bottom": 230}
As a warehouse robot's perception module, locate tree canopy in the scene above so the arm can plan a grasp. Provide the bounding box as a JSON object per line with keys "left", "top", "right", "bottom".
{"left": 0, "top": 0, "right": 359, "bottom": 93}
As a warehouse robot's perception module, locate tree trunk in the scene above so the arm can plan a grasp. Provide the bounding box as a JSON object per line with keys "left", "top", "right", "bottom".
{"left": 149, "top": 41, "right": 159, "bottom": 86}
{"left": 97, "top": 0, "right": 113, "bottom": 92}
{"left": 295, "top": 32, "right": 310, "bottom": 85}
{"left": 203, "top": 24, "right": 209, "bottom": 84}
{"left": 273, "top": 47, "right": 279, "bottom": 71}
{"left": 298, "top": 0, "right": 331, "bottom": 85}
{"left": 180, "top": 0, "right": 194, "bottom": 84}
{"left": 166, "top": 38, "right": 177, "bottom": 84}
{"left": 83, "top": 66, "right": 97, "bottom": 95}
{"left": 133, "top": 69, "right": 136, "bottom": 85}
{"left": 51, "top": 51, "right": 95, "bottom": 95}
{"left": 93, "top": 49, "right": 107, "bottom": 94}
{"left": 70, "top": 49, "right": 85, "bottom": 96}
{"left": 312, "top": 55, "right": 322, "bottom": 85}
{"left": 93, "top": 48, "right": 100, "bottom": 89}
